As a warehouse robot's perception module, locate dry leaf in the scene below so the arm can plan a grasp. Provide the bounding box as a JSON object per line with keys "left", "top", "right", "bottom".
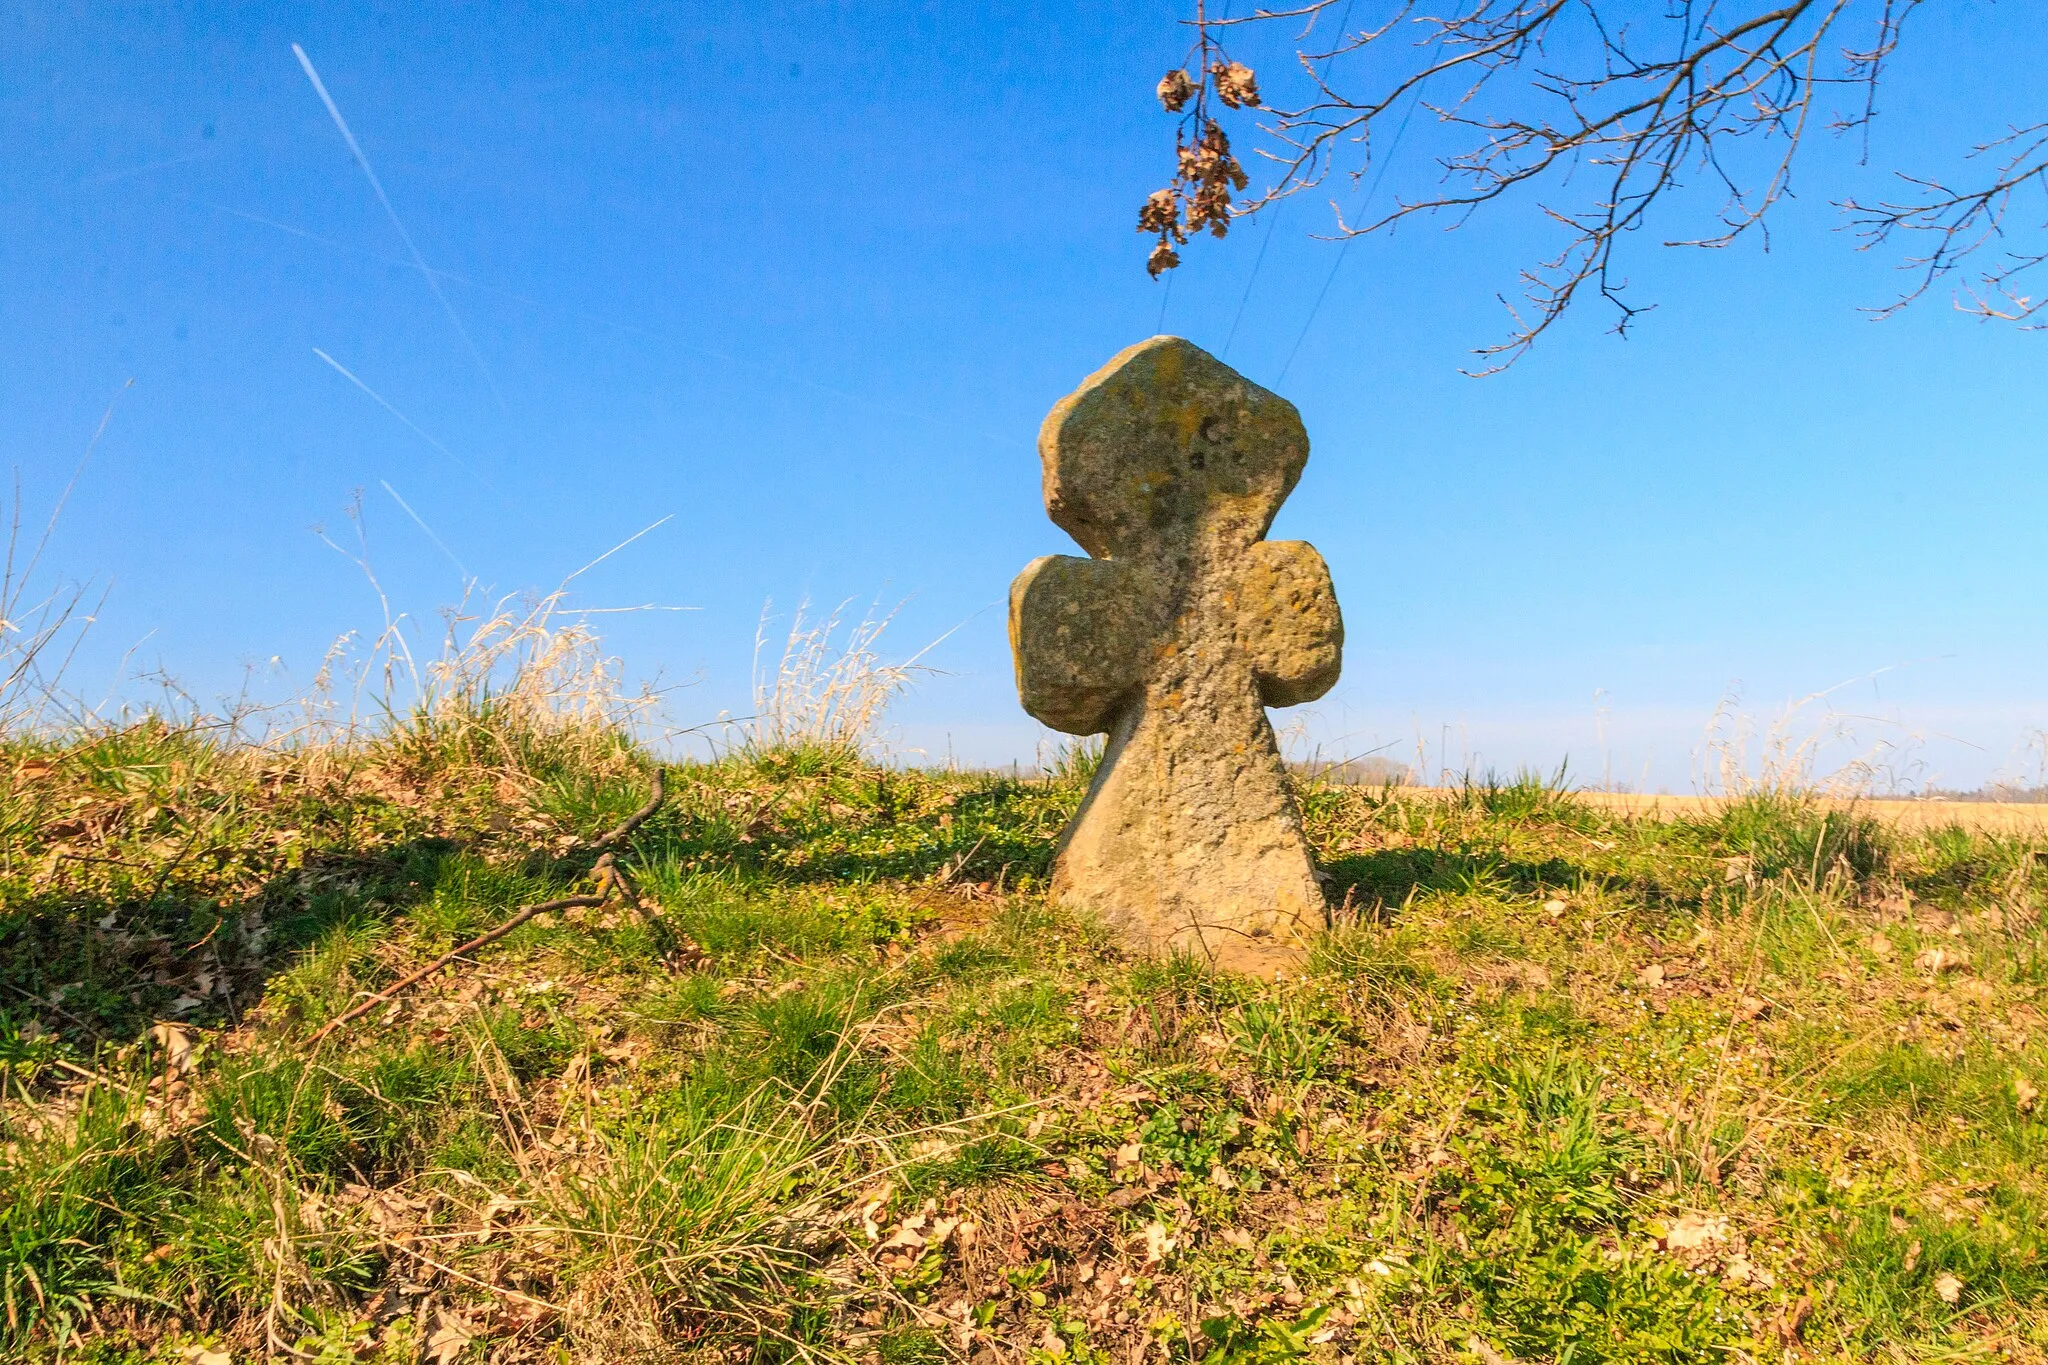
{"left": 1660, "top": 1214, "right": 1728, "bottom": 1251}
{"left": 1466, "top": 1335, "right": 1516, "bottom": 1365}
{"left": 1774, "top": 1294, "right": 1814, "bottom": 1344}
{"left": 340, "top": 1183, "right": 428, "bottom": 1235}
{"left": 473, "top": 1192, "right": 520, "bottom": 1242}
{"left": 180, "top": 1349, "right": 233, "bottom": 1365}
{"left": 1953, "top": 978, "right": 1997, "bottom": 1007}
{"left": 1902, "top": 1239, "right": 1922, "bottom": 1272}
{"left": 1868, "top": 932, "right": 1895, "bottom": 960}
{"left": 878, "top": 1214, "right": 929, "bottom": 1255}
{"left": 1209, "top": 59, "right": 1260, "bottom": 108}
{"left": 1935, "top": 1272, "right": 1964, "bottom": 1304}
{"left": 1113, "top": 1139, "right": 1143, "bottom": 1171}
{"left": 1541, "top": 898, "right": 1567, "bottom": 919}
{"left": 1137, "top": 188, "right": 1179, "bottom": 236}
{"left": 2014, "top": 1071, "right": 2040, "bottom": 1114}
{"left": 1156, "top": 68, "right": 1194, "bottom": 112}
{"left": 1721, "top": 1254, "right": 1775, "bottom": 1289}
{"left": 1637, "top": 963, "right": 1665, "bottom": 989}
{"left": 855, "top": 1181, "right": 894, "bottom": 1240}
{"left": 1736, "top": 995, "right": 1770, "bottom": 1022}
{"left": 1915, "top": 946, "right": 1969, "bottom": 974}
{"left": 149, "top": 1021, "right": 198, "bottom": 1074}
{"left": 426, "top": 1306, "right": 473, "bottom": 1365}
{"left": 1141, "top": 1220, "right": 1175, "bottom": 1264}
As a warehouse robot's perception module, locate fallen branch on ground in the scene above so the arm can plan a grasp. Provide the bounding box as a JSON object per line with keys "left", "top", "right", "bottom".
{"left": 308, "top": 893, "right": 609, "bottom": 1046}
{"left": 310, "top": 768, "right": 669, "bottom": 1047}
{"left": 580, "top": 766, "right": 667, "bottom": 855}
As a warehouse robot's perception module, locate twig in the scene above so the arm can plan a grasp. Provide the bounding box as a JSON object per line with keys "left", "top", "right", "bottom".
{"left": 939, "top": 833, "right": 990, "bottom": 886}
{"left": 310, "top": 771, "right": 668, "bottom": 1046}
{"left": 309, "top": 772, "right": 668, "bottom": 1047}
{"left": 591, "top": 849, "right": 683, "bottom": 948}
{"left": 581, "top": 765, "right": 667, "bottom": 855}
{"left": 178, "top": 912, "right": 227, "bottom": 956}
{"left": 2, "top": 978, "right": 108, "bottom": 1041}
{"left": 308, "top": 893, "right": 607, "bottom": 1047}
{"left": 1142, "top": 1, "right": 1974, "bottom": 366}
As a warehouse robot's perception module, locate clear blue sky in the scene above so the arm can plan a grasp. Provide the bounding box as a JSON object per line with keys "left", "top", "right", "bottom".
{"left": 6, "top": 2, "right": 2044, "bottom": 791}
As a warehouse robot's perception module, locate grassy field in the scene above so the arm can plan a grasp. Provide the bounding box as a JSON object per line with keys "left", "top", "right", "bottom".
{"left": 4, "top": 701, "right": 2046, "bottom": 1363}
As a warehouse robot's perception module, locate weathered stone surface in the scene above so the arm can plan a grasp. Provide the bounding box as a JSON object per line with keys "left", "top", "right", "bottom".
{"left": 1009, "top": 335, "right": 1343, "bottom": 974}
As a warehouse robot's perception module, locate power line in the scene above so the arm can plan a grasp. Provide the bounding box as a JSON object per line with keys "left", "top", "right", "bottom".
{"left": 1221, "top": 200, "right": 1283, "bottom": 360}
{"left": 1276, "top": 76, "right": 1426, "bottom": 385}
{"left": 1222, "top": 0, "right": 1356, "bottom": 368}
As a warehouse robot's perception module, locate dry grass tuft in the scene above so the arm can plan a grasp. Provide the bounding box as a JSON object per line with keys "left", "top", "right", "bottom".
{"left": 746, "top": 597, "right": 931, "bottom": 762}
{"left": 355, "top": 586, "right": 655, "bottom": 783}
{"left": 1695, "top": 678, "right": 1926, "bottom": 800}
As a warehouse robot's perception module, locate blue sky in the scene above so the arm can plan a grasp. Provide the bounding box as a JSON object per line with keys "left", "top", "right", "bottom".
{"left": 5, "top": 2, "right": 2045, "bottom": 791}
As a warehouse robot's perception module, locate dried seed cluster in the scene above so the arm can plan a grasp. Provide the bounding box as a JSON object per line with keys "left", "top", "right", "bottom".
{"left": 1141, "top": 60, "right": 1260, "bottom": 276}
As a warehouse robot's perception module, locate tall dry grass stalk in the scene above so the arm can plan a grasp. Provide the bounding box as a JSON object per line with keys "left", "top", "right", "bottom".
{"left": 269, "top": 502, "right": 675, "bottom": 777}
{"left": 746, "top": 597, "right": 935, "bottom": 759}
{"left": 0, "top": 493, "right": 99, "bottom": 733}
{"left": 1693, "top": 677, "right": 1925, "bottom": 799}
{"left": 0, "top": 392, "right": 126, "bottom": 732}
{"left": 300, "top": 583, "right": 657, "bottom": 771}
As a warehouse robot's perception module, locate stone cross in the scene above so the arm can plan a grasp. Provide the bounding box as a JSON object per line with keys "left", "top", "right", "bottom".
{"left": 1009, "top": 336, "right": 1343, "bottom": 974}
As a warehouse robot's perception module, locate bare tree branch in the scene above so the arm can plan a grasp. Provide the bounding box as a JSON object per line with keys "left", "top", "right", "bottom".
{"left": 1137, "top": 2, "right": 2046, "bottom": 368}
{"left": 1845, "top": 121, "right": 2048, "bottom": 325}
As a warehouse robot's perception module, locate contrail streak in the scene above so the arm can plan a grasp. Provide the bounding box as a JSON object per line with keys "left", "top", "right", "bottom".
{"left": 312, "top": 347, "right": 491, "bottom": 488}
{"left": 202, "top": 198, "right": 1013, "bottom": 446}
{"left": 379, "top": 480, "right": 471, "bottom": 582}
{"left": 292, "top": 42, "right": 506, "bottom": 410}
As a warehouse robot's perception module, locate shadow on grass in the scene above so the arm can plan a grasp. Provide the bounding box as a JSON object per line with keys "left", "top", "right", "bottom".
{"left": 649, "top": 772, "right": 1074, "bottom": 891}
{"left": 1, "top": 837, "right": 466, "bottom": 1050}
{"left": 1321, "top": 846, "right": 1588, "bottom": 913}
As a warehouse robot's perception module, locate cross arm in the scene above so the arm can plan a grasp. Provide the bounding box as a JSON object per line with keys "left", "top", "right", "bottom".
{"left": 1009, "top": 555, "right": 1149, "bottom": 735}
{"left": 1239, "top": 541, "right": 1343, "bottom": 708}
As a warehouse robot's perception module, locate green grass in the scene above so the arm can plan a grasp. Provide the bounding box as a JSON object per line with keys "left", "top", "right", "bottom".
{"left": 3, "top": 718, "right": 2046, "bottom": 1361}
